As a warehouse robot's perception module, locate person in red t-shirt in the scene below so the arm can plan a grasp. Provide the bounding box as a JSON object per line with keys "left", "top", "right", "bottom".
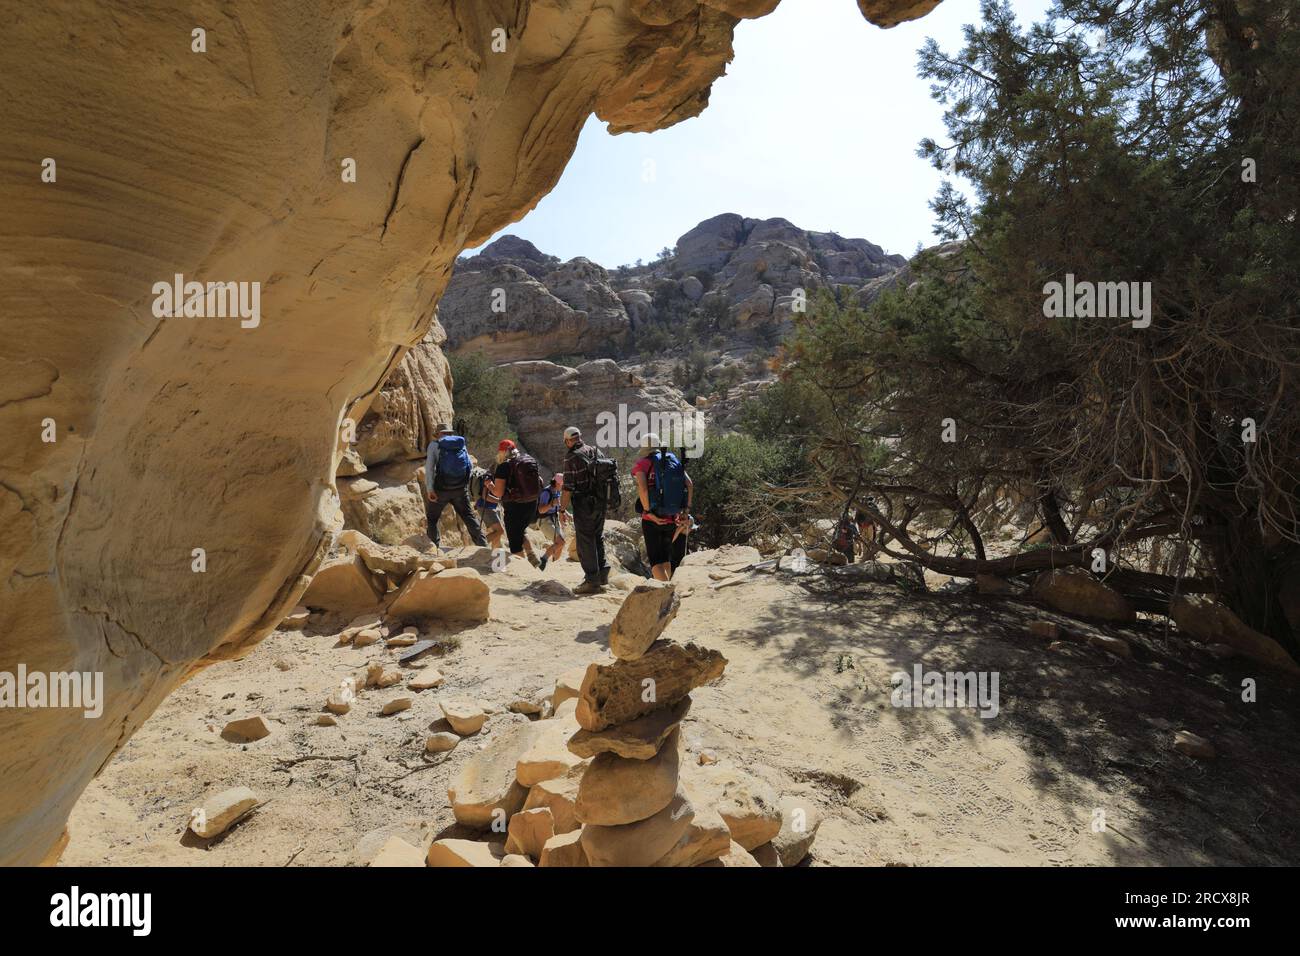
{"left": 631, "top": 433, "right": 693, "bottom": 581}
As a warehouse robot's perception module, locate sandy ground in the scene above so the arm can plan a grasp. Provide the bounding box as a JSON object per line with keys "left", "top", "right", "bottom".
{"left": 63, "top": 545, "right": 1300, "bottom": 866}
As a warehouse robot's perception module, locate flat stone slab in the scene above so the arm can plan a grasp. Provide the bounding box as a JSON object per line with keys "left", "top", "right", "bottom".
{"left": 567, "top": 696, "right": 690, "bottom": 760}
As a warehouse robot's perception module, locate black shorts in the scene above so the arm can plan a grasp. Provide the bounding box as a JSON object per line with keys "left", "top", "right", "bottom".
{"left": 642, "top": 517, "right": 677, "bottom": 566}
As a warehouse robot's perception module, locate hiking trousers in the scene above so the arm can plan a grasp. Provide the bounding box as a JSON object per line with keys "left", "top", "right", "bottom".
{"left": 502, "top": 500, "right": 536, "bottom": 554}
{"left": 425, "top": 485, "right": 487, "bottom": 548}
{"left": 571, "top": 494, "right": 609, "bottom": 583}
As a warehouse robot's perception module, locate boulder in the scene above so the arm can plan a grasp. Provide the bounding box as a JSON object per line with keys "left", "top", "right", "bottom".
{"left": 538, "top": 829, "right": 589, "bottom": 867}
{"left": 281, "top": 606, "right": 311, "bottom": 629}
{"left": 771, "top": 795, "right": 821, "bottom": 867}
{"left": 575, "top": 640, "right": 727, "bottom": 732}
{"left": 552, "top": 666, "right": 590, "bottom": 710}
{"left": 652, "top": 801, "right": 731, "bottom": 867}
{"left": 355, "top": 539, "right": 440, "bottom": 578}
{"left": 517, "top": 710, "right": 586, "bottom": 787}
{"left": 221, "top": 715, "right": 272, "bottom": 743}
{"left": 1173, "top": 730, "right": 1217, "bottom": 760}
{"left": 339, "top": 467, "right": 429, "bottom": 546}
{"left": 388, "top": 567, "right": 490, "bottom": 623}
{"left": 567, "top": 696, "right": 691, "bottom": 760}
{"left": 365, "top": 663, "right": 402, "bottom": 689}
{"left": 380, "top": 696, "right": 412, "bottom": 715}
{"left": 1169, "top": 594, "right": 1300, "bottom": 675}
{"left": 501, "top": 854, "right": 535, "bottom": 867}
{"left": 408, "top": 671, "right": 445, "bottom": 691}
{"left": 580, "top": 790, "right": 695, "bottom": 868}
{"left": 575, "top": 729, "right": 682, "bottom": 826}
{"left": 370, "top": 836, "right": 426, "bottom": 867}
{"left": 608, "top": 583, "right": 681, "bottom": 660}
{"left": 523, "top": 763, "right": 587, "bottom": 834}
{"left": 426, "top": 839, "right": 506, "bottom": 867}
{"left": 426, "top": 732, "right": 460, "bottom": 754}
{"left": 447, "top": 720, "right": 536, "bottom": 829}
{"left": 504, "top": 807, "right": 556, "bottom": 860}
{"left": 440, "top": 698, "right": 487, "bottom": 735}
{"left": 340, "top": 612, "right": 384, "bottom": 638}
{"left": 700, "top": 840, "right": 761, "bottom": 867}
{"left": 1031, "top": 567, "right": 1135, "bottom": 622}
{"left": 750, "top": 842, "right": 781, "bottom": 867}
{"left": 300, "top": 555, "right": 385, "bottom": 614}
{"left": 189, "top": 787, "right": 259, "bottom": 839}
{"left": 324, "top": 692, "right": 352, "bottom": 716}
{"left": 688, "top": 763, "right": 782, "bottom": 850}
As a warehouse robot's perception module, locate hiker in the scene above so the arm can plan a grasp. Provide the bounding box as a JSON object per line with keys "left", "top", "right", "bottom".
{"left": 855, "top": 503, "right": 877, "bottom": 561}
{"left": 489, "top": 439, "right": 542, "bottom": 566}
{"left": 632, "top": 434, "right": 693, "bottom": 581}
{"left": 423, "top": 424, "right": 487, "bottom": 549}
{"left": 536, "top": 473, "right": 568, "bottom": 571}
{"left": 833, "top": 512, "right": 860, "bottom": 564}
{"left": 471, "top": 464, "right": 504, "bottom": 551}
{"left": 560, "top": 426, "right": 611, "bottom": 594}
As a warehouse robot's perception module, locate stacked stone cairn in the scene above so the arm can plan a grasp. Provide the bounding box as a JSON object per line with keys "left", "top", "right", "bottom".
{"left": 433, "top": 581, "right": 820, "bottom": 867}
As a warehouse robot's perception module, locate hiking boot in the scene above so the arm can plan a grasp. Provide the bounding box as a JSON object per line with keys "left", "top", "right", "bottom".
{"left": 538, "top": 555, "right": 549, "bottom": 571}
{"left": 574, "top": 580, "right": 604, "bottom": 596}
{"left": 599, "top": 567, "right": 611, "bottom": 585}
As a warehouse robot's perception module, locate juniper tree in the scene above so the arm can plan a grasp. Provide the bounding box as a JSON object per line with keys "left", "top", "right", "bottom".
{"left": 767, "top": 0, "right": 1300, "bottom": 652}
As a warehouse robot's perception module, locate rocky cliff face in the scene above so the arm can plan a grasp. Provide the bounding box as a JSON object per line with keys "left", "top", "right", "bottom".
{"left": 438, "top": 253, "right": 631, "bottom": 363}
{"left": 506, "top": 360, "right": 699, "bottom": 474}
{"left": 441, "top": 214, "right": 908, "bottom": 361}
{"left": 0, "top": 0, "right": 941, "bottom": 865}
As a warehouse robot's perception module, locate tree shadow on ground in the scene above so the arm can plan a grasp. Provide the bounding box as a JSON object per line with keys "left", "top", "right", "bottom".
{"left": 723, "top": 573, "right": 1300, "bottom": 865}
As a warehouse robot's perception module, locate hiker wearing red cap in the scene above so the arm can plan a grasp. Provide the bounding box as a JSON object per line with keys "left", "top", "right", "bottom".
{"left": 489, "top": 439, "right": 542, "bottom": 565}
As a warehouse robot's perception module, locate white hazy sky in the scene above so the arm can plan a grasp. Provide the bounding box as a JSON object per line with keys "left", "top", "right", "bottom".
{"left": 469, "top": 0, "right": 1052, "bottom": 267}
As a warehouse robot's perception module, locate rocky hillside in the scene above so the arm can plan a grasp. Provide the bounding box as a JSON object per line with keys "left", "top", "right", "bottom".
{"left": 440, "top": 214, "right": 907, "bottom": 364}
{"left": 433, "top": 215, "right": 907, "bottom": 460}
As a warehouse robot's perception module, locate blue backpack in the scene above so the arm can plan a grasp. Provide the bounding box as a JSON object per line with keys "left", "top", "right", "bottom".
{"left": 434, "top": 435, "right": 472, "bottom": 488}
{"left": 649, "top": 449, "right": 687, "bottom": 516}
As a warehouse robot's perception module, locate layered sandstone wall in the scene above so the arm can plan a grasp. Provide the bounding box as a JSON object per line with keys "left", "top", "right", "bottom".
{"left": 0, "top": 0, "right": 939, "bottom": 865}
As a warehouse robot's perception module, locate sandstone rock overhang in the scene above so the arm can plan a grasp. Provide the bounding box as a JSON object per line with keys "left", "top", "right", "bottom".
{"left": 0, "top": 0, "right": 942, "bottom": 865}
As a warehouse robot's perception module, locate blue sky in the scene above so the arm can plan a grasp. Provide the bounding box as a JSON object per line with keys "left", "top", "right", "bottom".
{"left": 469, "top": 0, "right": 1053, "bottom": 268}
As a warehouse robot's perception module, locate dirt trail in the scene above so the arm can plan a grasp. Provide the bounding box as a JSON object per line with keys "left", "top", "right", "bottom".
{"left": 63, "top": 549, "right": 1300, "bottom": 866}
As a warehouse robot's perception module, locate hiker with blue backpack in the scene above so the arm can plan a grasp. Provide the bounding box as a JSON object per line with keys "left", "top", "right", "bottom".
{"left": 423, "top": 424, "right": 487, "bottom": 549}
{"left": 632, "top": 433, "right": 693, "bottom": 581}
{"left": 535, "top": 473, "right": 567, "bottom": 572}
